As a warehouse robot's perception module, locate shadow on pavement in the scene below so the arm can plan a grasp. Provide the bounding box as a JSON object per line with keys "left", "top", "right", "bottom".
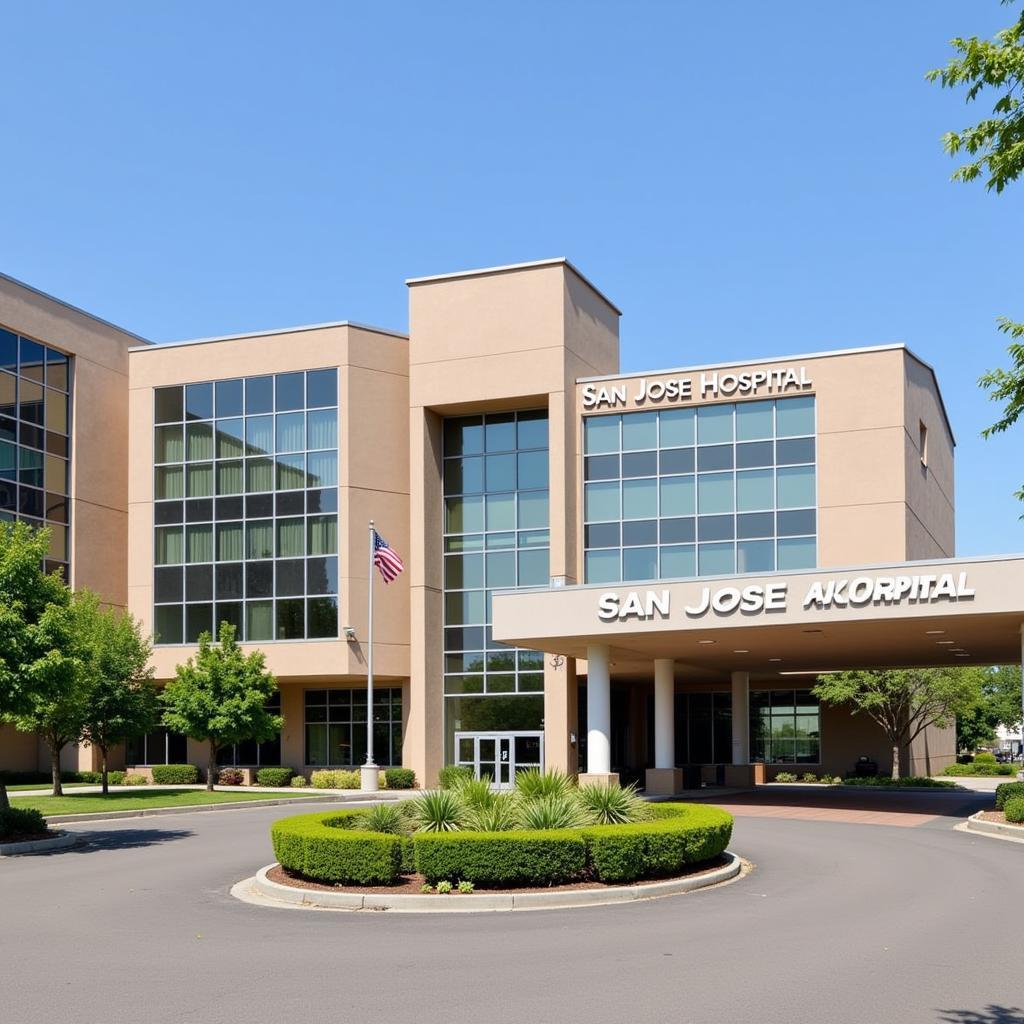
{"left": 695, "top": 786, "right": 993, "bottom": 819}
{"left": 937, "top": 1007, "right": 1024, "bottom": 1023}
{"left": 62, "top": 828, "right": 195, "bottom": 852}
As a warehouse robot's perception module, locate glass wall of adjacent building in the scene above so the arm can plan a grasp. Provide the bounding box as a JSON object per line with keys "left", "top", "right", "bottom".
{"left": 152, "top": 368, "right": 339, "bottom": 644}
{"left": 441, "top": 411, "right": 549, "bottom": 763}
{"left": 304, "top": 686, "right": 403, "bottom": 767}
{"left": 582, "top": 396, "right": 816, "bottom": 583}
{"left": 0, "top": 326, "right": 72, "bottom": 577}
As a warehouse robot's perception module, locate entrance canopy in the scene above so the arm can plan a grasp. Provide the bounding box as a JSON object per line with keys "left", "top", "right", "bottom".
{"left": 492, "top": 555, "right": 1024, "bottom": 681}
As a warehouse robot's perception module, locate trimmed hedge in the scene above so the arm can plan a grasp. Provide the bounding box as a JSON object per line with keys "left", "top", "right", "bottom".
{"left": 151, "top": 764, "right": 200, "bottom": 785}
{"left": 1004, "top": 797, "right": 1024, "bottom": 825}
{"left": 218, "top": 768, "right": 244, "bottom": 786}
{"left": 943, "top": 762, "right": 1013, "bottom": 777}
{"left": 270, "top": 802, "right": 733, "bottom": 888}
{"left": 310, "top": 769, "right": 387, "bottom": 789}
{"left": 0, "top": 806, "right": 47, "bottom": 839}
{"left": 414, "top": 829, "right": 587, "bottom": 886}
{"left": 256, "top": 767, "right": 294, "bottom": 788}
{"left": 385, "top": 768, "right": 416, "bottom": 790}
{"left": 271, "top": 810, "right": 404, "bottom": 884}
{"left": 995, "top": 781, "right": 1024, "bottom": 810}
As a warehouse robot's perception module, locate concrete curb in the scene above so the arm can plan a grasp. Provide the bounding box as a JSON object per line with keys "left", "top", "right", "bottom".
{"left": 0, "top": 831, "right": 78, "bottom": 857}
{"left": 42, "top": 794, "right": 389, "bottom": 825}
{"left": 238, "top": 852, "right": 744, "bottom": 914}
{"left": 964, "top": 811, "right": 1024, "bottom": 842}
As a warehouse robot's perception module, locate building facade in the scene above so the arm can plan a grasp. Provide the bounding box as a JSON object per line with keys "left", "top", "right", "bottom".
{"left": 4, "top": 258, "right": 1018, "bottom": 786}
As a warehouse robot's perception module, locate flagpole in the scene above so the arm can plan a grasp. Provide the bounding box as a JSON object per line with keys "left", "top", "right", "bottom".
{"left": 360, "top": 519, "right": 379, "bottom": 793}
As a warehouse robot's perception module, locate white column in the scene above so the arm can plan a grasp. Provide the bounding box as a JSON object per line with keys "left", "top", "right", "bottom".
{"left": 586, "top": 644, "right": 611, "bottom": 775}
{"left": 731, "top": 670, "right": 750, "bottom": 766}
{"left": 653, "top": 659, "right": 675, "bottom": 770}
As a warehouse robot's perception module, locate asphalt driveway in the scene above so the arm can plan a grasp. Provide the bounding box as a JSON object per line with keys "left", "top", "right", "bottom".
{"left": 1, "top": 792, "right": 1020, "bottom": 1024}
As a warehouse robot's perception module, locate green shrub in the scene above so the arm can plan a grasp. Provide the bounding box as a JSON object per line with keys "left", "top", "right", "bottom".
{"left": 774, "top": 772, "right": 797, "bottom": 783}
{"left": 384, "top": 768, "right": 416, "bottom": 790}
{"left": 514, "top": 768, "right": 574, "bottom": 800}
{"left": 575, "top": 783, "right": 647, "bottom": 825}
{"left": 995, "top": 781, "right": 1024, "bottom": 810}
{"left": 436, "top": 880, "right": 453, "bottom": 894}
{"left": 310, "top": 770, "right": 337, "bottom": 789}
{"left": 414, "top": 829, "right": 588, "bottom": 886}
{"left": 438, "top": 764, "right": 473, "bottom": 790}
{"left": 124, "top": 774, "right": 149, "bottom": 786}
{"left": 0, "top": 806, "right": 47, "bottom": 840}
{"left": 463, "top": 794, "right": 517, "bottom": 832}
{"left": 410, "top": 790, "right": 464, "bottom": 832}
{"left": 455, "top": 776, "right": 496, "bottom": 810}
{"left": 944, "top": 762, "right": 1012, "bottom": 777}
{"left": 75, "top": 770, "right": 126, "bottom": 785}
{"left": 841, "top": 775, "right": 956, "bottom": 788}
{"left": 458, "top": 880, "right": 474, "bottom": 894}
{"left": 973, "top": 752, "right": 997, "bottom": 764}
{"left": 943, "top": 763, "right": 973, "bottom": 776}
{"left": 515, "top": 793, "right": 588, "bottom": 831}
{"left": 271, "top": 810, "right": 404, "bottom": 884}
{"left": 801, "top": 772, "right": 818, "bottom": 783}
{"left": 106, "top": 771, "right": 126, "bottom": 786}
{"left": 218, "top": 768, "right": 244, "bottom": 785}
{"left": 151, "top": 764, "right": 200, "bottom": 785}
{"left": 256, "top": 767, "right": 293, "bottom": 788}
{"left": 1004, "top": 797, "right": 1024, "bottom": 824}
{"left": 290, "top": 775, "right": 308, "bottom": 788}
{"left": 355, "top": 803, "right": 410, "bottom": 835}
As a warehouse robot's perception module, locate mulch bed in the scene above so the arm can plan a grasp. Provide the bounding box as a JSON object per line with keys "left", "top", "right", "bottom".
{"left": 267, "top": 854, "right": 730, "bottom": 896}
{"left": 977, "top": 811, "right": 1023, "bottom": 826}
{"left": 0, "top": 830, "right": 56, "bottom": 844}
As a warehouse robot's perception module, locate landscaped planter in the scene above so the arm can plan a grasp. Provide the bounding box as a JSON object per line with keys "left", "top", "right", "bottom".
{"left": 269, "top": 802, "right": 734, "bottom": 889}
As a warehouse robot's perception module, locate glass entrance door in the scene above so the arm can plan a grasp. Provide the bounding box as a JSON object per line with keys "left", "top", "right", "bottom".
{"left": 454, "top": 731, "right": 544, "bottom": 789}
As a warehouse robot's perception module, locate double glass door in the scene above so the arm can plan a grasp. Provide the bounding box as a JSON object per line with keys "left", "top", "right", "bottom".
{"left": 454, "top": 731, "right": 544, "bottom": 789}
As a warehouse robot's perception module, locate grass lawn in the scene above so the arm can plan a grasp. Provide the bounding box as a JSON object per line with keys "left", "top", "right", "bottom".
{"left": 4, "top": 782, "right": 95, "bottom": 792}
{"left": 11, "top": 788, "right": 318, "bottom": 816}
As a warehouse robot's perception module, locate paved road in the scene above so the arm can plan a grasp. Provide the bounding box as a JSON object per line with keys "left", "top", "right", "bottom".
{"left": 1, "top": 793, "right": 1021, "bottom": 1024}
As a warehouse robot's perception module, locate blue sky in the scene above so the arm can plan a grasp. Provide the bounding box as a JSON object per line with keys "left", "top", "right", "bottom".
{"left": 2, "top": 1, "right": 1021, "bottom": 555}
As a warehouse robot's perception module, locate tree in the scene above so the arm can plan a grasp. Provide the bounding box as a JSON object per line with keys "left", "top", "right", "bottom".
{"left": 161, "top": 622, "right": 282, "bottom": 791}
{"left": 812, "top": 668, "right": 983, "bottom": 779}
{"left": 73, "top": 592, "right": 158, "bottom": 795}
{"left": 955, "top": 665, "right": 1022, "bottom": 753}
{"left": 929, "top": 3, "right": 1024, "bottom": 506}
{"left": 0, "top": 522, "right": 72, "bottom": 808}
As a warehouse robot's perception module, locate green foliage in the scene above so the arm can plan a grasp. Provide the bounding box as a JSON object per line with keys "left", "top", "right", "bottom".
{"left": 217, "top": 768, "right": 244, "bottom": 786}
{"left": 841, "top": 775, "right": 957, "bottom": 788}
{"left": 457, "top": 880, "right": 474, "bottom": 894}
{"left": 974, "top": 751, "right": 998, "bottom": 763}
{"left": 151, "top": 764, "right": 200, "bottom": 785}
{"left": 462, "top": 794, "right": 518, "bottom": 832}
{"left": 813, "top": 668, "right": 984, "bottom": 779}
{"left": 256, "top": 767, "right": 293, "bottom": 788}
{"left": 414, "top": 828, "right": 588, "bottom": 886}
{"left": 161, "top": 623, "right": 281, "bottom": 790}
{"left": 453, "top": 775, "right": 496, "bottom": 810}
{"left": 514, "top": 792, "right": 588, "bottom": 831}
{"left": 995, "top": 780, "right": 1024, "bottom": 809}
{"left": 309, "top": 769, "right": 361, "bottom": 789}
{"left": 1004, "top": 796, "right": 1024, "bottom": 823}
{"left": 290, "top": 775, "right": 308, "bottom": 788}
{"left": 944, "top": 760, "right": 1013, "bottom": 776}
{"left": 774, "top": 771, "right": 798, "bottom": 783}
{"left": 438, "top": 764, "right": 473, "bottom": 789}
{"left": 123, "top": 773, "right": 149, "bottom": 786}
{"left": 801, "top": 773, "right": 818, "bottom": 783}
{"left": 384, "top": 768, "right": 416, "bottom": 790}
{"left": 420, "top": 883, "right": 433, "bottom": 894}
{"left": 513, "top": 767, "right": 575, "bottom": 800}
{"left": 0, "top": 806, "right": 47, "bottom": 839}
{"left": 928, "top": 4, "right": 1024, "bottom": 193}
{"left": 271, "top": 810, "right": 404, "bottom": 884}
{"left": 575, "top": 782, "right": 647, "bottom": 825}
{"left": 435, "top": 880, "right": 453, "bottom": 894}
{"left": 355, "top": 803, "right": 410, "bottom": 836}
{"left": 410, "top": 789, "right": 464, "bottom": 832}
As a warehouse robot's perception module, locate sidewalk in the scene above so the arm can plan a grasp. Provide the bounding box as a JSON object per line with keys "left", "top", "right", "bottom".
{"left": 9, "top": 783, "right": 417, "bottom": 799}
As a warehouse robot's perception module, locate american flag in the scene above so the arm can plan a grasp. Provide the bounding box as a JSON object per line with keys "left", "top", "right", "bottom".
{"left": 372, "top": 530, "right": 405, "bottom": 584}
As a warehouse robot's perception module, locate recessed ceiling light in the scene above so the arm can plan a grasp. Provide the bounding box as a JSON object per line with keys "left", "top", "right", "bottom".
{"left": 733, "top": 649, "right": 750, "bottom": 654}
{"left": 925, "top": 630, "right": 945, "bottom": 636}
{"left": 768, "top": 658, "right": 782, "bottom": 663}
{"left": 949, "top": 648, "right": 967, "bottom": 653}
{"left": 955, "top": 653, "right": 971, "bottom": 658}
{"left": 697, "top": 639, "right": 716, "bottom": 645}
{"left": 936, "top": 640, "right": 955, "bottom": 645}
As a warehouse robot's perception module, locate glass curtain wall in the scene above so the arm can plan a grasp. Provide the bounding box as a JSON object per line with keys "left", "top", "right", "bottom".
{"left": 442, "top": 411, "right": 549, "bottom": 763}
{"left": 750, "top": 689, "right": 821, "bottom": 764}
{"left": 152, "top": 369, "right": 339, "bottom": 644}
{"left": 0, "top": 326, "right": 72, "bottom": 576}
{"left": 583, "top": 396, "right": 816, "bottom": 583}
{"left": 304, "top": 687, "right": 403, "bottom": 767}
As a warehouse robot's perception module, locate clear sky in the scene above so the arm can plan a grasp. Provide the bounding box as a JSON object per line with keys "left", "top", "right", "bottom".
{"left": 2, "top": 1, "right": 1022, "bottom": 556}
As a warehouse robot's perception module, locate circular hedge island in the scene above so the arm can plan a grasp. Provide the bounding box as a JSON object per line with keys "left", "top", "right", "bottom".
{"left": 269, "top": 771, "right": 733, "bottom": 891}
